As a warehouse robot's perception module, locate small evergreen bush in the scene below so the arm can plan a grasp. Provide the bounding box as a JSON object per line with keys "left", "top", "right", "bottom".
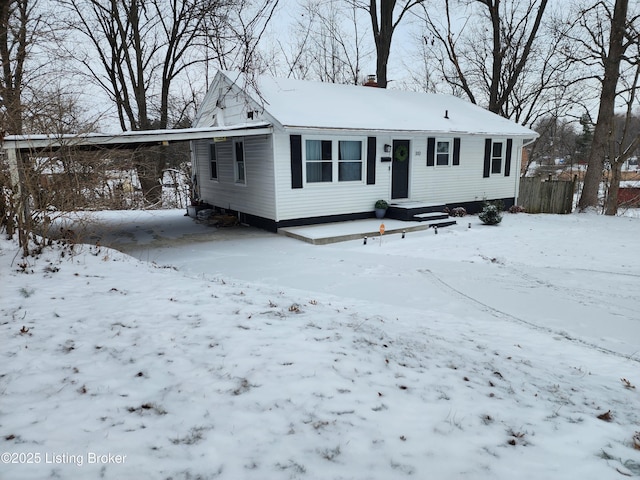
{"left": 479, "top": 202, "right": 503, "bottom": 225}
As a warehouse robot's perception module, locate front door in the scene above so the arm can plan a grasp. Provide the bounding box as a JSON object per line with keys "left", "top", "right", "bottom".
{"left": 391, "top": 139, "right": 410, "bottom": 199}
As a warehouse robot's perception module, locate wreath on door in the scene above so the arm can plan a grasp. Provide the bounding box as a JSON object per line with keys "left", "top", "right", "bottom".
{"left": 394, "top": 145, "right": 408, "bottom": 162}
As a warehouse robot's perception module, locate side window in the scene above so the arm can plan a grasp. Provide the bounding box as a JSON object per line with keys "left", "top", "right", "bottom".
{"left": 491, "top": 141, "right": 503, "bottom": 174}
{"left": 338, "top": 140, "right": 362, "bottom": 181}
{"left": 234, "top": 139, "right": 245, "bottom": 184}
{"left": 209, "top": 143, "right": 218, "bottom": 180}
{"left": 305, "top": 140, "right": 332, "bottom": 183}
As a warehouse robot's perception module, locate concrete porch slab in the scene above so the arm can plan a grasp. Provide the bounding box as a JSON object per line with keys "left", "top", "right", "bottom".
{"left": 278, "top": 218, "right": 434, "bottom": 245}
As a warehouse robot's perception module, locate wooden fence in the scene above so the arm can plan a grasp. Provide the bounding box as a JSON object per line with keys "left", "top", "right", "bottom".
{"left": 518, "top": 177, "right": 576, "bottom": 214}
{"left": 618, "top": 187, "right": 640, "bottom": 207}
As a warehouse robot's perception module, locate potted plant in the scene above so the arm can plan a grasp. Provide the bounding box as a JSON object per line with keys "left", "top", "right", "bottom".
{"left": 374, "top": 199, "right": 389, "bottom": 219}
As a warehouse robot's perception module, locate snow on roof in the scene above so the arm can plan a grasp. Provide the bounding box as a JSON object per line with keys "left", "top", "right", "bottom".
{"left": 2, "top": 123, "right": 272, "bottom": 151}
{"left": 220, "top": 71, "right": 537, "bottom": 137}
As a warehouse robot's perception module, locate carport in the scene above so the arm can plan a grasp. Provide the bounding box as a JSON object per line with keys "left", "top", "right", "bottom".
{"left": 2, "top": 123, "right": 272, "bottom": 249}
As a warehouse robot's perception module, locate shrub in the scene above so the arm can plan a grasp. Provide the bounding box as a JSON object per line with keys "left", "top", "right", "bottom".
{"left": 479, "top": 202, "right": 503, "bottom": 225}
{"left": 509, "top": 205, "right": 525, "bottom": 214}
{"left": 450, "top": 207, "right": 467, "bottom": 217}
{"left": 375, "top": 199, "right": 389, "bottom": 209}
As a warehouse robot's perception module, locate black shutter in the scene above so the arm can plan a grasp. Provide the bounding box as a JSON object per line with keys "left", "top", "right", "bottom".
{"left": 367, "top": 137, "right": 376, "bottom": 185}
{"left": 453, "top": 138, "right": 461, "bottom": 166}
{"left": 483, "top": 139, "right": 491, "bottom": 178}
{"left": 504, "top": 139, "right": 513, "bottom": 177}
{"left": 427, "top": 137, "right": 435, "bottom": 166}
{"left": 290, "top": 135, "right": 303, "bottom": 189}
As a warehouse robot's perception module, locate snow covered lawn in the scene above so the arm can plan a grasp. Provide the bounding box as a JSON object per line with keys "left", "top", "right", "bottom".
{"left": 1, "top": 211, "right": 639, "bottom": 479}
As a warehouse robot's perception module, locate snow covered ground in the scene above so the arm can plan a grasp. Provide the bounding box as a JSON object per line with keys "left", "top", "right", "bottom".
{"left": 1, "top": 210, "right": 639, "bottom": 479}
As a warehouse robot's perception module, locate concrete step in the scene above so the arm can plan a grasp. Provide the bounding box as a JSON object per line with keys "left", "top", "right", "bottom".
{"left": 387, "top": 203, "right": 448, "bottom": 221}
{"left": 412, "top": 212, "right": 451, "bottom": 222}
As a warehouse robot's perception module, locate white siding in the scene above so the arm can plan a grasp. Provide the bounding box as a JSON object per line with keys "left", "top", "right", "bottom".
{"left": 193, "top": 135, "right": 276, "bottom": 219}
{"left": 273, "top": 131, "right": 391, "bottom": 221}
{"left": 195, "top": 74, "right": 270, "bottom": 128}
{"left": 411, "top": 136, "right": 522, "bottom": 204}
{"left": 273, "top": 130, "right": 524, "bottom": 221}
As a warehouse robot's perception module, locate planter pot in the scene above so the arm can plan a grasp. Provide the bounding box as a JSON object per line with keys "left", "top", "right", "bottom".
{"left": 375, "top": 208, "right": 387, "bottom": 219}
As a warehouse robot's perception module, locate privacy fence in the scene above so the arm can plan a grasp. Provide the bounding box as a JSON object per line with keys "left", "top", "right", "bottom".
{"left": 518, "top": 177, "right": 576, "bottom": 214}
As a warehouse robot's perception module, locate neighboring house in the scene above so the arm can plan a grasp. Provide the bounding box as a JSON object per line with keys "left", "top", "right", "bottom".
{"left": 190, "top": 71, "right": 538, "bottom": 231}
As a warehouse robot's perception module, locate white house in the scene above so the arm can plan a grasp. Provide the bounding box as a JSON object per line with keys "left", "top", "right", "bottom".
{"left": 190, "top": 71, "right": 538, "bottom": 231}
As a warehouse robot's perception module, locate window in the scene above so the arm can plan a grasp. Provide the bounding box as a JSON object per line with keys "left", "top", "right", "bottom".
{"left": 306, "top": 140, "right": 332, "bottom": 183}
{"left": 338, "top": 140, "right": 362, "bottom": 181}
{"left": 491, "top": 141, "right": 503, "bottom": 174}
{"left": 234, "top": 139, "right": 245, "bottom": 184}
{"left": 209, "top": 143, "right": 218, "bottom": 180}
{"left": 304, "top": 138, "right": 364, "bottom": 184}
{"left": 436, "top": 140, "right": 451, "bottom": 166}
{"left": 428, "top": 137, "right": 460, "bottom": 166}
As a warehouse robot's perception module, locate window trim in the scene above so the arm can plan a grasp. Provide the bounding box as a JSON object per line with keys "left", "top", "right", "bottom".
{"left": 428, "top": 136, "right": 460, "bottom": 167}
{"left": 233, "top": 138, "right": 246, "bottom": 185}
{"left": 302, "top": 136, "right": 365, "bottom": 185}
{"left": 304, "top": 139, "right": 333, "bottom": 183}
{"left": 208, "top": 142, "right": 218, "bottom": 180}
{"left": 338, "top": 139, "right": 363, "bottom": 182}
{"left": 491, "top": 140, "right": 504, "bottom": 175}
{"left": 435, "top": 138, "right": 452, "bottom": 167}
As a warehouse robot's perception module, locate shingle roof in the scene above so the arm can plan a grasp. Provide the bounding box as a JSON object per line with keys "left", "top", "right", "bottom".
{"left": 218, "top": 71, "right": 537, "bottom": 137}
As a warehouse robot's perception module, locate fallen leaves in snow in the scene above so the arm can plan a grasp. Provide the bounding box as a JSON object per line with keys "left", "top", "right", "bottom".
{"left": 2, "top": 220, "right": 640, "bottom": 479}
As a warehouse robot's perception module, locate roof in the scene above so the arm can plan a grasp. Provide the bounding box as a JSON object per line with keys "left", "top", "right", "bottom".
{"left": 2, "top": 123, "right": 272, "bottom": 152}
{"left": 217, "top": 71, "right": 537, "bottom": 137}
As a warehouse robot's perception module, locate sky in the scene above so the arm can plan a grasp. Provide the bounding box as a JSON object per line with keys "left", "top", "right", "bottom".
{"left": 28, "top": 0, "right": 592, "bottom": 133}
{"left": 2, "top": 209, "right": 640, "bottom": 479}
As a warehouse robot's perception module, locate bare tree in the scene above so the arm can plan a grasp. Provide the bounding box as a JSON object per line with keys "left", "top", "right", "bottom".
{"left": 527, "top": 115, "right": 577, "bottom": 176}
{"left": 573, "top": 0, "right": 637, "bottom": 212}
{"left": 0, "top": 0, "right": 47, "bottom": 135}
{"left": 351, "top": 0, "right": 425, "bottom": 88}
{"left": 603, "top": 58, "right": 640, "bottom": 215}
{"left": 0, "top": 0, "right": 55, "bottom": 253}
{"left": 59, "top": 0, "right": 215, "bottom": 205}
{"left": 203, "top": 0, "right": 280, "bottom": 75}
{"left": 275, "top": 0, "right": 372, "bottom": 84}
{"left": 419, "top": 0, "right": 568, "bottom": 125}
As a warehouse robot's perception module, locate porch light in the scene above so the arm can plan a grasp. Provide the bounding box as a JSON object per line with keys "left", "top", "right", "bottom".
{"left": 384, "top": 144, "right": 391, "bottom": 153}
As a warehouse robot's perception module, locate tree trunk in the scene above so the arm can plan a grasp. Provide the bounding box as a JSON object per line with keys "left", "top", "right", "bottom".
{"left": 604, "top": 160, "right": 622, "bottom": 215}
{"left": 374, "top": 0, "right": 394, "bottom": 88}
{"left": 577, "top": 0, "right": 628, "bottom": 211}
{"left": 133, "top": 147, "right": 165, "bottom": 207}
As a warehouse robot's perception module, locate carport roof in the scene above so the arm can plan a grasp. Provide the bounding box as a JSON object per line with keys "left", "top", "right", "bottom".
{"left": 1, "top": 122, "right": 272, "bottom": 153}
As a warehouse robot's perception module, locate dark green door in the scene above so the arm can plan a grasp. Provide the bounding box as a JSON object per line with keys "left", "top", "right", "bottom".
{"left": 392, "top": 140, "right": 410, "bottom": 199}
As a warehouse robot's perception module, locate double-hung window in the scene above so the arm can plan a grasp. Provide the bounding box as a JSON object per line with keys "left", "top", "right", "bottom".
{"left": 491, "top": 141, "right": 504, "bottom": 174}
{"left": 338, "top": 140, "right": 362, "bottom": 181}
{"left": 436, "top": 140, "right": 451, "bottom": 166}
{"left": 427, "top": 137, "right": 460, "bottom": 166}
{"left": 234, "top": 139, "right": 245, "bottom": 184}
{"left": 209, "top": 143, "right": 218, "bottom": 180}
{"left": 305, "top": 140, "right": 333, "bottom": 183}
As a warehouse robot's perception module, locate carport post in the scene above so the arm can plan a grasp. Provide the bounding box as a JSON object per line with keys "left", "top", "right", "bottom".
{"left": 5, "top": 145, "right": 31, "bottom": 254}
